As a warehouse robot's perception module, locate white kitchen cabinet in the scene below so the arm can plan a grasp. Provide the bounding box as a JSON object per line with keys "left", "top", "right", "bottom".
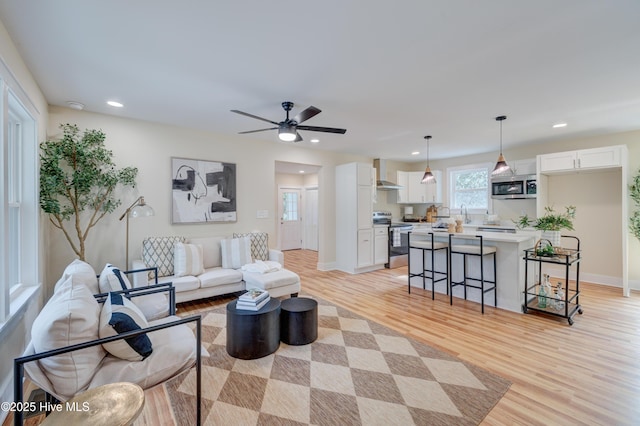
{"left": 538, "top": 146, "right": 623, "bottom": 174}
{"left": 357, "top": 229, "right": 373, "bottom": 267}
{"left": 397, "top": 170, "right": 442, "bottom": 204}
{"left": 336, "top": 162, "right": 382, "bottom": 273}
{"left": 374, "top": 226, "right": 389, "bottom": 265}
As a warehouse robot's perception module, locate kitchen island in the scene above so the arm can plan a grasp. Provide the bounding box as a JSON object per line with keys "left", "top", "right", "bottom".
{"left": 409, "top": 227, "right": 537, "bottom": 313}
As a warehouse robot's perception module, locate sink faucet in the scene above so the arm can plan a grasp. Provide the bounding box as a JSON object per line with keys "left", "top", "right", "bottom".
{"left": 461, "top": 204, "right": 470, "bottom": 224}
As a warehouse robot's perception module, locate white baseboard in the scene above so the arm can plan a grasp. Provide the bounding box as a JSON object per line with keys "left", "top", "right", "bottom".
{"left": 546, "top": 267, "right": 640, "bottom": 290}
{"left": 317, "top": 261, "right": 336, "bottom": 271}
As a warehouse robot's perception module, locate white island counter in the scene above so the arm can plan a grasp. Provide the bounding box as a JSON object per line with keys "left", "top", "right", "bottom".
{"left": 409, "top": 227, "right": 537, "bottom": 313}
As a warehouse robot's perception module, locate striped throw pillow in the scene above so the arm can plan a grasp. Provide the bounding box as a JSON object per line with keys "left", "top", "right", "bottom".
{"left": 99, "top": 292, "right": 152, "bottom": 361}
{"left": 220, "top": 237, "right": 253, "bottom": 269}
{"left": 174, "top": 242, "right": 204, "bottom": 277}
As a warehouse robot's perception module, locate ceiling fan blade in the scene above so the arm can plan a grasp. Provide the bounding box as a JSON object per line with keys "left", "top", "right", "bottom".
{"left": 238, "top": 127, "right": 278, "bottom": 134}
{"left": 294, "top": 106, "right": 321, "bottom": 124}
{"left": 297, "top": 125, "right": 347, "bottom": 134}
{"left": 294, "top": 132, "right": 303, "bottom": 142}
{"left": 230, "top": 109, "right": 279, "bottom": 125}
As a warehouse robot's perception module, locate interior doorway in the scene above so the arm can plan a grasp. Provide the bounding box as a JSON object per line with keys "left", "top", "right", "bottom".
{"left": 278, "top": 187, "right": 302, "bottom": 250}
{"left": 275, "top": 161, "right": 321, "bottom": 252}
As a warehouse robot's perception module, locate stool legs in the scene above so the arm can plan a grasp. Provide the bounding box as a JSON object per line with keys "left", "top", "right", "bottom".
{"left": 449, "top": 251, "right": 497, "bottom": 314}
{"left": 408, "top": 246, "right": 448, "bottom": 299}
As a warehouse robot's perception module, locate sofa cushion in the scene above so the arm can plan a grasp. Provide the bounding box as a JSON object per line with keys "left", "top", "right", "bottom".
{"left": 98, "top": 263, "right": 132, "bottom": 294}
{"left": 174, "top": 242, "right": 204, "bottom": 277}
{"left": 242, "top": 269, "right": 301, "bottom": 292}
{"left": 233, "top": 232, "right": 269, "bottom": 261}
{"left": 198, "top": 267, "right": 244, "bottom": 289}
{"left": 220, "top": 237, "right": 252, "bottom": 269}
{"left": 31, "top": 275, "right": 106, "bottom": 398}
{"left": 99, "top": 293, "right": 153, "bottom": 361}
{"left": 142, "top": 236, "right": 186, "bottom": 277}
{"left": 188, "top": 236, "right": 223, "bottom": 269}
{"left": 159, "top": 275, "right": 201, "bottom": 293}
{"left": 54, "top": 259, "right": 99, "bottom": 294}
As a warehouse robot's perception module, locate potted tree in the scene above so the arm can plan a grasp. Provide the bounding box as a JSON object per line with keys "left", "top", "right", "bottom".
{"left": 516, "top": 205, "right": 576, "bottom": 249}
{"left": 40, "top": 123, "right": 138, "bottom": 261}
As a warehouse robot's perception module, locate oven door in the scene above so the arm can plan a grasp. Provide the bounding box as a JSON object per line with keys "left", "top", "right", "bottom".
{"left": 386, "top": 225, "right": 413, "bottom": 268}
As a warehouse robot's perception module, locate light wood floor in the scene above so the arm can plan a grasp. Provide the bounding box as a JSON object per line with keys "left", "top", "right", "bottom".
{"left": 7, "top": 249, "right": 639, "bottom": 425}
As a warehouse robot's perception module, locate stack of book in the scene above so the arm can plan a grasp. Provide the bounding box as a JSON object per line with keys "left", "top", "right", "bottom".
{"left": 236, "top": 288, "right": 270, "bottom": 311}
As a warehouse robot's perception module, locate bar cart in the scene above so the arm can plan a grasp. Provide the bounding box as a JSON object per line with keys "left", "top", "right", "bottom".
{"left": 522, "top": 235, "right": 583, "bottom": 325}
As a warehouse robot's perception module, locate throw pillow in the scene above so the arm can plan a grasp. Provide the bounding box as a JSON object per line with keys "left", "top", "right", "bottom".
{"left": 142, "top": 236, "right": 186, "bottom": 277}
{"left": 31, "top": 275, "right": 106, "bottom": 397}
{"left": 174, "top": 242, "right": 204, "bottom": 277}
{"left": 233, "top": 232, "right": 269, "bottom": 261}
{"left": 99, "top": 292, "right": 153, "bottom": 361}
{"left": 98, "top": 263, "right": 132, "bottom": 294}
{"left": 54, "top": 259, "right": 100, "bottom": 294}
{"left": 220, "top": 237, "right": 253, "bottom": 269}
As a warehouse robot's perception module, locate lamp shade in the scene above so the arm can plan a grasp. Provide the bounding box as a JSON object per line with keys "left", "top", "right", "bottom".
{"left": 421, "top": 135, "right": 436, "bottom": 184}
{"left": 130, "top": 203, "right": 154, "bottom": 218}
{"left": 491, "top": 116, "right": 510, "bottom": 176}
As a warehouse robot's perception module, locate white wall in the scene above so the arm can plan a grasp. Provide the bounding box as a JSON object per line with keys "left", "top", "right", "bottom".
{"left": 46, "top": 106, "right": 369, "bottom": 294}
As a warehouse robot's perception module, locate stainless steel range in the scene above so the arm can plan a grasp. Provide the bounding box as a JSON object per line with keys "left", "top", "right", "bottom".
{"left": 373, "top": 211, "right": 413, "bottom": 268}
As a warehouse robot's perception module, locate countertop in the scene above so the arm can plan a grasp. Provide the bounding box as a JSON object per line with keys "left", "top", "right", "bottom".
{"left": 410, "top": 226, "right": 538, "bottom": 243}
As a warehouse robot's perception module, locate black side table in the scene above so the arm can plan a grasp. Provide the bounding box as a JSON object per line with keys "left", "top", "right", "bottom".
{"left": 280, "top": 297, "right": 318, "bottom": 345}
{"left": 226, "top": 298, "right": 281, "bottom": 359}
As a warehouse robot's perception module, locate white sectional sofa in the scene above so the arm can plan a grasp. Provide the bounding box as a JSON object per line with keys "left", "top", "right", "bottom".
{"left": 131, "top": 233, "right": 301, "bottom": 303}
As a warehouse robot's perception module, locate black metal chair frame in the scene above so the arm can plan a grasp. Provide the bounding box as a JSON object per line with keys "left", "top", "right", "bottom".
{"left": 448, "top": 234, "right": 497, "bottom": 313}
{"left": 408, "top": 231, "right": 449, "bottom": 299}
{"left": 13, "top": 269, "right": 202, "bottom": 425}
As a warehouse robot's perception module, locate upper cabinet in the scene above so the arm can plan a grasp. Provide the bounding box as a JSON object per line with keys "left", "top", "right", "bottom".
{"left": 492, "top": 158, "right": 536, "bottom": 176}
{"left": 397, "top": 170, "right": 442, "bottom": 204}
{"left": 538, "top": 146, "right": 623, "bottom": 174}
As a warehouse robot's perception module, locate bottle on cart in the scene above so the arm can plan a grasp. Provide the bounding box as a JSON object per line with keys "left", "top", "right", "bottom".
{"left": 543, "top": 274, "right": 553, "bottom": 308}
{"left": 538, "top": 278, "right": 548, "bottom": 308}
{"left": 555, "top": 282, "right": 565, "bottom": 310}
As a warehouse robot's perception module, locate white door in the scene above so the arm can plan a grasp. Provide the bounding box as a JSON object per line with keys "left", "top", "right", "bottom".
{"left": 304, "top": 187, "right": 319, "bottom": 251}
{"left": 279, "top": 187, "right": 302, "bottom": 250}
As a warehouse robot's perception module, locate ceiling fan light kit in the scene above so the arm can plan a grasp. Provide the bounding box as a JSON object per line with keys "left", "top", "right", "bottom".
{"left": 231, "top": 101, "right": 346, "bottom": 143}
{"left": 491, "top": 115, "right": 511, "bottom": 176}
{"left": 421, "top": 135, "right": 436, "bottom": 184}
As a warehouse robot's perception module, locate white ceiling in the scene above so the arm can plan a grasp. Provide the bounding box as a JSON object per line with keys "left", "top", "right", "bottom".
{"left": 2, "top": 1, "right": 640, "bottom": 163}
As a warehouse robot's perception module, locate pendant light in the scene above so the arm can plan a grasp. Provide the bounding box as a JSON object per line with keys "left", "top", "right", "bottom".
{"left": 421, "top": 135, "right": 436, "bottom": 184}
{"left": 491, "top": 115, "right": 511, "bottom": 175}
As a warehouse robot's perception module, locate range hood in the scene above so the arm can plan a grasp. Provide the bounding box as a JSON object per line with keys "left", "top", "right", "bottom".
{"left": 373, "top": 159, "right": 403, "bottom": 190}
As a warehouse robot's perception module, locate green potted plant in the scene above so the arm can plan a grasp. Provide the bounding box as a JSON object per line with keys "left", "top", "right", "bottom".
{"left": 515, "top": 205, "right": 576, "bottom": 248}
{"left": 40, "top": 123, "right": 138, "bottom": 261}
{"left": 629, "top": 168, "right": 640, "bottom": 241}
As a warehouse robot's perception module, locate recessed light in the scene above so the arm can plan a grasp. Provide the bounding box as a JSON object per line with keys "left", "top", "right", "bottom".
{"left": 411, "top": 151, "right": 420, "bottom": 156}
{"left": 66, "top": 101, "right": 85, "bottom": 110}
{"left": 310, "top": 138, "right": 320, "bottom": 143}
{"left": 299, "top": 170, "right": 305, "bottom": 174}
{"left": 107, "top": 100, "right": 124, "bottom": 108}
{"left": 552, "top": 122, "right": 567, "bottom": 128}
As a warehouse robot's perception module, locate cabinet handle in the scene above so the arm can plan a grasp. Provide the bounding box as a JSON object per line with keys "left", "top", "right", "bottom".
{"left": 577, "top": 158, "right": 581, "bottom": 168}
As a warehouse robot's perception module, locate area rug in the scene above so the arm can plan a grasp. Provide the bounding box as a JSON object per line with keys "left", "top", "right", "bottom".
{"left": 164, "top": 295, "right": 510, "bottom": 425}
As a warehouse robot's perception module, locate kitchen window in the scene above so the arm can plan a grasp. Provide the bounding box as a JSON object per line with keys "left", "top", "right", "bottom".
{"left": 448, "top": 164, "right": 491, "bottom": 213}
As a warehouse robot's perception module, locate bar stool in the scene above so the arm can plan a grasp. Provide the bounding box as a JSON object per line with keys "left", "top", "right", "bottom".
{"left": 448, "top": 234, "right": 497, "bottom": 313}
{"left": 408, "top": 231, "right": 448, "bottom": 299}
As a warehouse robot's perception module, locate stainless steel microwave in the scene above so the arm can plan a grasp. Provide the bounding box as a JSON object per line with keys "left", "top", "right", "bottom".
{"left": 491, "top": 174, "right": 536, "bottom": 199}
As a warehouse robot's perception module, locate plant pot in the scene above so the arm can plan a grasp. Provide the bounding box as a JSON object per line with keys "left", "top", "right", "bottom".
{"left": 541, "top": 230, "right": 561, "bottom": 247}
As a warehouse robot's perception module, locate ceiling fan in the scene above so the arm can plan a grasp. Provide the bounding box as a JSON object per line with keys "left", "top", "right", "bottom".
{"left": 231, "top": 101, "right": 347, "bottom": 142}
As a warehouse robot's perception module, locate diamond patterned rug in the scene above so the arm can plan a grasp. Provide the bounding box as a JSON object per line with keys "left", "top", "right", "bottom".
{"left": 165, "top": 295, "right": 510, "bottom": 425}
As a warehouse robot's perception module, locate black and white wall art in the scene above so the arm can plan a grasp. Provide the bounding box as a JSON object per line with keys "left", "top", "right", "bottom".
{"left": 171, "top": 157, "right": 237, "bottom": 223}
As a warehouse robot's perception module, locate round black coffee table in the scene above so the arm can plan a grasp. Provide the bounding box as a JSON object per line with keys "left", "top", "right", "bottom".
{"left": 226, "top": 298, "right": 281, "bottom": 359}
{"left": 280, "top": 297, "right": 318, "bottom": 345}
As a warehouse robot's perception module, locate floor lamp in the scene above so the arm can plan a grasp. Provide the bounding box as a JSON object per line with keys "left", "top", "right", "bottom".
{"left": 119, "top": 196, "right": 155, "bottom": 269}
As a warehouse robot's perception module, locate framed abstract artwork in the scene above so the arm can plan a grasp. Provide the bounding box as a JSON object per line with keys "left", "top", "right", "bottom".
{"left": 171, "top": 157, "right": 237, "bottom": 223}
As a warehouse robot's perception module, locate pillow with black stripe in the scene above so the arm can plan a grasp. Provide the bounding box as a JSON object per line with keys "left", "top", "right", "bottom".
{"left": 98, "top": 263, "right": 132, "bottom": 294}
{"left": 99, "top": 292, "right": 153, "bottom": 361}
